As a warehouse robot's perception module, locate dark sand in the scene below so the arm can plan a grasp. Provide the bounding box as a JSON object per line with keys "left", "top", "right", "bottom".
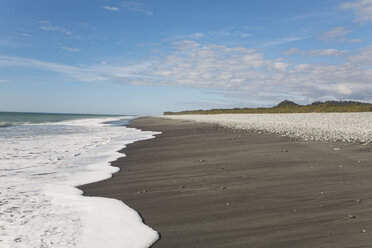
{"left": 80, "top": 117, "right": 372, "bottom": 248}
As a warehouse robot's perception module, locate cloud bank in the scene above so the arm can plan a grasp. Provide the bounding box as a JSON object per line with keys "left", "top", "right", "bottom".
{"left": 142, "top": 41, "right": 372, "bottom": 102}
{"left": 1, "top": 40, "right": 371, "bottom": 103}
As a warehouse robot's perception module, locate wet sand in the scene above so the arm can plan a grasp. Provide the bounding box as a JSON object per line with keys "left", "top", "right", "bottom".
{"left": 79, "top": 117, "right": 372, "bottom": 248}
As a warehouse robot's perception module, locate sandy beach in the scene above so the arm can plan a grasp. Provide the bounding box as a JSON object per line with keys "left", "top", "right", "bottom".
{"left": 80, "top": 117, "right": 372, "bottom": 248}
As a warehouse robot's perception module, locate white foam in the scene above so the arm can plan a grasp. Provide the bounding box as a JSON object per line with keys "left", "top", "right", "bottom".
{"left": 0, "top": 117, "right": 159, "bottom": 248}
{"left": 164, "top": 113, "right": 372, "bottom": 143}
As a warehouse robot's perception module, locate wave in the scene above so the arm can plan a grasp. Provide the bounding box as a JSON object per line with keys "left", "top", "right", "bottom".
{"left": 0, "top": 121, "right": 31, "bottom": 128}
{"left": 0, "top": 122, "right": 18, "bottom": 128}
{"left": 0, "top": 116, "right": 130, "bottom": 129}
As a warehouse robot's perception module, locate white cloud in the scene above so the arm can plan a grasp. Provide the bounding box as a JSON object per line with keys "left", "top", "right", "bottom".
{"left": 341, "top": 0, "right": 372, "bottom": 23}
{"left": 61, "top": 46, "right": 79, "bottom": 53}
{"left": 167, "top": 28, "right": 252, "bottom": 42}
{"left": 207, "top": 28, "right": 251, "bottom": 38}
{"left": 103, "top": 6, "right": 119, "bottom": 11}
{"left": 119, "top": 1, "right": 152, "bottom": 15}
{"left": 263, "top": 37, "right": 306, "bottom": 47}
{"left": 285, "top": 48, "right": 349, "bottom": 56}
{"left": 306, "top": 49, "right": 349, "bottom": 56}
{"left": 320, "top": 27, "right": 351, "bottom": 41}
{"left": 349, "top": 38, "right": 363, "bottom": 43}
{"left": 0, "top": 55, "right": 151, "bottom": 82}
{"left": 18, "top": 33, "right": 31, "bottom": 37}
{"left": 319, "top": 27, "right": 363, "bottom": 43}
{"left": 39, "top": 21, "right": 73, "bottom": 36}
{"left": 348, "top": 44, "right": 372, "bottom": 65}
{"left": 168, "top": 33, "right": 205, "bottom": 41}
{"left": 284, "top": 48, "right": 300, "bottom": 55}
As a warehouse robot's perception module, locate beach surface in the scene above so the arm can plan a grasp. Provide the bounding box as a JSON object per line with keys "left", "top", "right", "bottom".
{"left": 80, "top": 117, "right": 372, "bottom": 248}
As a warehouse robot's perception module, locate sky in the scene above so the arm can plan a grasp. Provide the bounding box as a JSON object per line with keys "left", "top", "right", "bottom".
{"left": 1, "top": 0, "right": 372, "bottom": 115}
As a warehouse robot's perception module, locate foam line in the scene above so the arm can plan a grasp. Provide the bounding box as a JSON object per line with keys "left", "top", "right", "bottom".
{"left": 0, "top": 117, "right": 159, "bottom": 248}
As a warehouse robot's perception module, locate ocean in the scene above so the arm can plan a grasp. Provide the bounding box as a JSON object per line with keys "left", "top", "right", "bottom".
{"left": 0, "top": 112, "right": 159, "bottom": 248}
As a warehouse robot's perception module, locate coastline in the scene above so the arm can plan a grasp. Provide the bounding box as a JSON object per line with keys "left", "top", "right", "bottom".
{"left": 79, "top": 116, "right": 372, "bottom": 247}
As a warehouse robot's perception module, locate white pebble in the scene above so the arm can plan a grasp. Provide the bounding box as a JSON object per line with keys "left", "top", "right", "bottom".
{"left": 164, "top": 113, "right": 372, "bottom": 143}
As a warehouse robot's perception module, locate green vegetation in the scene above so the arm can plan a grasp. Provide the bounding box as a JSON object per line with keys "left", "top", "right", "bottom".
{"left": 164, "top": 100, "right": 372, "bottom": 115}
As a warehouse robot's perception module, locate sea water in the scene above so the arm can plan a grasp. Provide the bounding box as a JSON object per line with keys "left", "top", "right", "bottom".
{"left": 0, "top": 112, "right": 159, "bottom": 248}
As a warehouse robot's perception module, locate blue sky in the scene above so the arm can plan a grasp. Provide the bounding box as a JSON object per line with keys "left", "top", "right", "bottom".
{"left": 1, "top": 0, "right": 371, "bottom": 115}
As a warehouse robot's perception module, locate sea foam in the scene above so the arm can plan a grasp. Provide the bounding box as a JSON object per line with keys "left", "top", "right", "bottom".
{"left": 0, "top": 117, "right": 159, "bottom": 248}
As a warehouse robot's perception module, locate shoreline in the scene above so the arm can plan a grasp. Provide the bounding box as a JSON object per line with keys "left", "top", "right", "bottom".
{"left": 80, "top": 117, "right": 372, "bottom": 247}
